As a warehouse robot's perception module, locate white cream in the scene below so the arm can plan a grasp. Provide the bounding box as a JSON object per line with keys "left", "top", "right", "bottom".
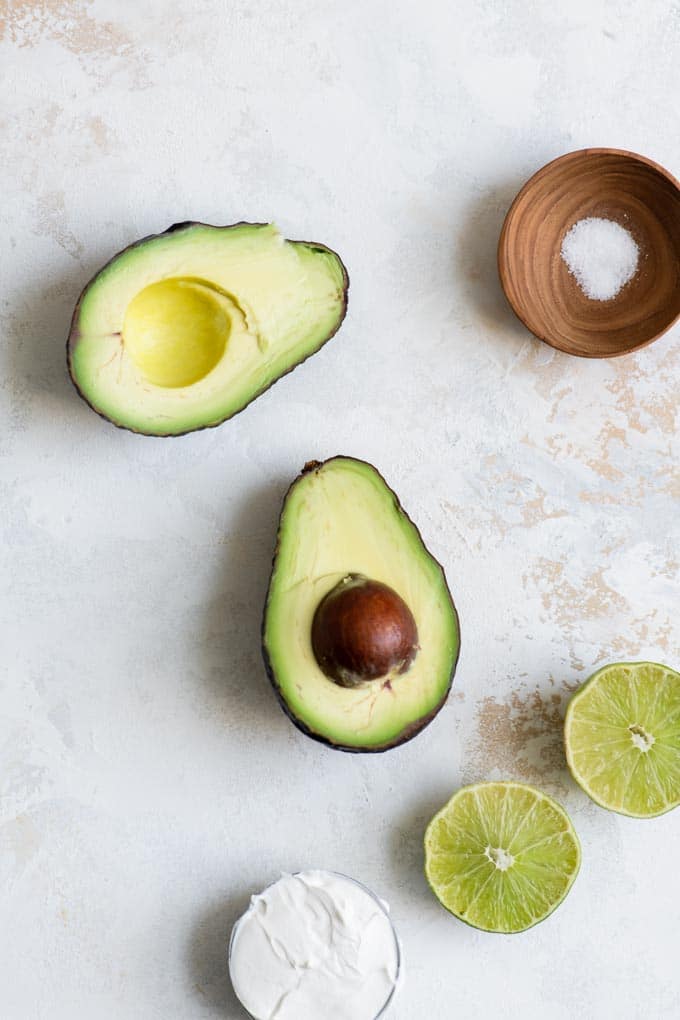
{"left": 229, "top": 871, "right": 400, "bottom": 1020}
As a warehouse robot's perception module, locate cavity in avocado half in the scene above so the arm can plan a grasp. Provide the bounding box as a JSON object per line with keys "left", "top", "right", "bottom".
{"left": 263, "top": 457, "right": 461, "bottom": 752}
{"left": 67, "top": 222, "right": 348, "bottom": 436}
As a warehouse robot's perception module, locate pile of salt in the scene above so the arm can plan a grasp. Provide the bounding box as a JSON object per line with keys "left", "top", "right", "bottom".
{"left": 560, "top": 216, "right": 639, "bottom": 301}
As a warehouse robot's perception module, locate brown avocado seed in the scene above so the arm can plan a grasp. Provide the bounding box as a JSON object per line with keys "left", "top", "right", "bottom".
{"left": 311, "top": 574, "right": 419, "bottom": 688}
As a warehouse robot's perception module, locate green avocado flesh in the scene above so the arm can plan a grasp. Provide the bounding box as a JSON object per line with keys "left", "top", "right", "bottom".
{"left": 67, "top": 223, "right": 348, "bottom": 435}
{"left": 263, "top": 457, "right": 460, "bottom": 751}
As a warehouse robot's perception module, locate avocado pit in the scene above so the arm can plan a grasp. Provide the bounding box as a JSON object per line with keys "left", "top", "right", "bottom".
{"left": 311, "top": 574, "right": 419, "bottom": 688}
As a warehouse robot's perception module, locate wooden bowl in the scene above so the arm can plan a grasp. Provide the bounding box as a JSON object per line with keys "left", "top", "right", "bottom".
{"left": 498, "top": 149, "right": 680, "bottom": 357}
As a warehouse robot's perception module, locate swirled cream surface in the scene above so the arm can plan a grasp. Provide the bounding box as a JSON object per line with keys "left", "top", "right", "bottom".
{"left": 229, "top": 870, "right": 400, "bottom": 1020}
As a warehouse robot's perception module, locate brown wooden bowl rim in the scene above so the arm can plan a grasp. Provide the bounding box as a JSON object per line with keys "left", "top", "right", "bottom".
{"left": 497, "top": 147, "right": 680, "bottom": 358}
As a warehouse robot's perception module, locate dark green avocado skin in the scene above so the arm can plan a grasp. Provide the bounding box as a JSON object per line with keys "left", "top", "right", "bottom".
{"left": 66, "top": 221, "right": 349, "bottom": 437}
{"left": 261, "top": 456, "right": 462, "bottom": 753}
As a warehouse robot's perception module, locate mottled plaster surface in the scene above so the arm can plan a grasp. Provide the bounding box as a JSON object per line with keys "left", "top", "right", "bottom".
{"left": 1, "top": 1, "right": 679, "bottom": 1018}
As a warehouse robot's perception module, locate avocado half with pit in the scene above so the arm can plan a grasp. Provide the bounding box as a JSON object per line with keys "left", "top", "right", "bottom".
{"left": 67, "top": 222, "right": 348, "bottom": 436}
{"left": 263, "top": 457, "right": 460, "bottom": 752}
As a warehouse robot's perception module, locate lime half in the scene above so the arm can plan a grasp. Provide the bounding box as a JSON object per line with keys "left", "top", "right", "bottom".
{"left": 424, "top": 782, "right": 580, "bottom": 933}
{"left": 565, "top": 661, "right": 680, "bottom": 818}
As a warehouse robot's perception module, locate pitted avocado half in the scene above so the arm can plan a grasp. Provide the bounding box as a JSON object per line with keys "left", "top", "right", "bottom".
{"left": 67, "top": 222, "right": 348, "bottom": 436}
{"left": 263, "top": 457, "right": 460, "bottom": 751}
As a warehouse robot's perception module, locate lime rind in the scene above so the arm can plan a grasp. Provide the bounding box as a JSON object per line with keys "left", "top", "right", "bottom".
{"left": 424, "top": 781, "right": 581, "bottom": 934}
{"left": 565, "top": 661, "right": 680, "bottom": 818}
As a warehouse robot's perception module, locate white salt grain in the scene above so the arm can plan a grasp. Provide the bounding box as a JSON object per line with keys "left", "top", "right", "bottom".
{"left": 560, "top": 216, "right": 639, "bottom": 301}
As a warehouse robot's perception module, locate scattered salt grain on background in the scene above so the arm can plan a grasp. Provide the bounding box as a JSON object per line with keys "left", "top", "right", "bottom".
{"left": 560, "top": 216, "right": 639, "bottom": 301}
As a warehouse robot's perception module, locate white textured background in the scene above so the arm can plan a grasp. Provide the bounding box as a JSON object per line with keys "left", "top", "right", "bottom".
{"left": 1, "top": 2, "right": 679, "bottom": 1018}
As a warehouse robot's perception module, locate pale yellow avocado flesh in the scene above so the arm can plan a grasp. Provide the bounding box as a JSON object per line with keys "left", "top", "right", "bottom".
{"left": 122, "top": 278, "right": 232, "bottom": 388}
{"left": 264, "top": 458, "right": 460, "bottom": 749}
{"left": 68, "top": 223, "right": 347, "bottom": 435}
